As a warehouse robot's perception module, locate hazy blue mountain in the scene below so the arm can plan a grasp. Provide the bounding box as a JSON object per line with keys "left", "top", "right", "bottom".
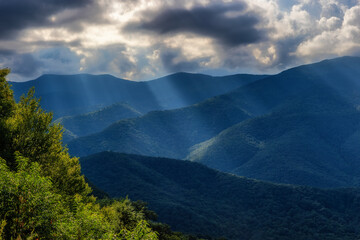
{"left": 55, "top": 102, "right": 142, "bottom": 139}
{"left": 188, "top": 87, "right": 360, "bottom": 188}
{"left": 68, "top": 57, "right": 360, "bottom": 155}
{"left": 10, "top": 74, "right": 153, "bottom": 118}
{"left": 68, "top": 96, "right": 251, "bottom": 158}
{"left": 61, "top": 128, "right": 78, "bottom": 143}
{"left": 81, "top": 151, "right": 360, "bottom": 240}
{"left": 145, "top": 72, "right": 267, "bottom": 109}
{"left": 10, "top": 73, "right": 265, "bottom": 118}
{"left": 211, "top": 56, "right": 360, "bottom": 117}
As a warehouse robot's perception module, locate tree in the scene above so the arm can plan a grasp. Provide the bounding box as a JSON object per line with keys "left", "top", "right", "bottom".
{"left": 6, "top": 88, "right": 90, "bottom": 197}
{"left": 0, "top": 68, "right": 15, "bottom": 166}
{"left": 0, "top": 69, "right": 159, "bottom": 239}
{"left": 0, "top": 69, "right": 14, "bottom": 119}
{"left": 0, "top": 155, "right": 63, "bottom": 239}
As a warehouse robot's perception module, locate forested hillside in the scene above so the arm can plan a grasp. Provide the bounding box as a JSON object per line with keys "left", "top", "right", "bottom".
{"left": 68, "top": 96, "right": 251, "bottom": 158}
{"left": 55, "top": 102, "right": 142, "bottom": 139}
{"left": 188, "top": 86, "right": 360, "bottom": 188}
{"left": 81, "top": 151, "right": 360, "bottom": 240}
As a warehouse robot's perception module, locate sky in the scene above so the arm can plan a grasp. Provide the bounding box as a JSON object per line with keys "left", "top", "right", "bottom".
{"left": 1, "top": 0, "right": 360, "bottom": 81}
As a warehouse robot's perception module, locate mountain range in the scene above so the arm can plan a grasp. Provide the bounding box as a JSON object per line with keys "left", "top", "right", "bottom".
{"left": 66, "top": 56, "right": 360, "bottom": 188}
{"left": 11, "top": 73, "right": 265, "bottom": 119}
{"left": 55, "top": 102, "right": 142, "bottom": 140}
{"left": 81, "top": 151, "right": 360, "bottom": 240}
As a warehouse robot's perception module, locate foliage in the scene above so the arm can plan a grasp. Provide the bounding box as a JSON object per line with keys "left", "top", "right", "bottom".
{"left": 0, "top": 155, "right": 63, "bottom": 239}
{"left": 0, "top": 70, "right": 159, "bottom": 239}
{"left": 0, "top": 69, "right": 14, "bottom": 119}
{"left": 98, "top": 198, "right": 206, "bottom": 240}
{"left": 0, "top": 69, "right": 15, "bottom": 169}
{"left": 120, "top": 220, "right": 158, "bottom": 240}
{"left": 1, "top": 86, "right": 90, "bottom": 198}
{"left": 101, "top": 198, "right": 146, "bottom": 233}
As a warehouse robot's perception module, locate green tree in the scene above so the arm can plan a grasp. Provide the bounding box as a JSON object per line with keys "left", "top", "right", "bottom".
{"left": 120, "top": 220, "right": 158, "bottom": 240}
{"left": 0, "top": 69, "right": 14, "bottom": 119}
{"left": 6, "top": 88, "right": 90, "bottom": 198}
{"left": 0, "top": 155, "right": 64, "bottom": 239}
{"left": 0, "top": 68, "right": 15, "bottom": 166}
{"left": 0, "top": 69, "right": 159, "bottom": 239}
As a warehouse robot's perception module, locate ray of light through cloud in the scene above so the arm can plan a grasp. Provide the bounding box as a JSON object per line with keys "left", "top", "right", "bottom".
{"left": 1, "top": 0, "right": 360, "bottom": 81}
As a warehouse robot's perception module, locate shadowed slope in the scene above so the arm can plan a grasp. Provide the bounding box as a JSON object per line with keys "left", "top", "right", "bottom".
{"left": 55, "top": 102, "right": 142, "bottom": 139}
{"left": 81, "top": 151, "right": 360, "bottom": 240}
{"left": 68, "top": 97, "right": 251, "bottom": 158}
{"left": 188, "top": 86, "right": 360, "bottom": 188}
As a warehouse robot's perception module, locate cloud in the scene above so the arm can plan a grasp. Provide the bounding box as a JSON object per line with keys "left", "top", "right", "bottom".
{"left": 1, "top": 0, "right": 360, "bottom": 82}
{"left": 35, "top": 47, "right": 82, "bottom": 73}
{"left": 127, "top": 2, "right": 267, "bottom": 47}
{"left": 344, "top": 5, "right": 360, "bottom": 27}
{"left": 336, "top": 0, "right": 360, "bottom": 8}
{"left": 295, "top": 3, "right": 360, "bottom": 60}
{"left": 159, "top": 48, "right": 205, "bottom": 73}
{"left": 321, "top": 3, "right": 344, "bottom": 19}
{"left": 9, "top": 54, "right": 43, "bottom": 77}
{"left": 239, "top": 0, "right": 360, "bottom": 68}
{"left": 0, "top": 49, "right": 16, "bottom": 57}
{"left": 0, "top": 47, "right": 82, "bottom": 80}
{"left": 0, "top": 0, "right": 103, "bottom": 39}
{"left": 81, "top": 45, "right": 138, "bottom": 79}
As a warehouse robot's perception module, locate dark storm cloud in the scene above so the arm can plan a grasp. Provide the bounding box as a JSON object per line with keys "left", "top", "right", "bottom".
{"left": 30, "top": 40, "right": 83, "bottom": 48}
{"left": 160, "top": 49, "right": 202, "bottom": 72}
{"left": 129, "top": 3, "right": 266, "bottom": 47}
{"left": 0, "top": 0, "right": 102, "bottom": 39}
{"left": 273, "top": 38, "right": 303, "bottom": 69}
{"left": 1, "top": 47, "right": 82, "bottom": 79}
{"left": 9, "top": 53, "right": 43, "bottom": 77}
{"left": 0, "top": 49, "right": 16, "bottom": 57}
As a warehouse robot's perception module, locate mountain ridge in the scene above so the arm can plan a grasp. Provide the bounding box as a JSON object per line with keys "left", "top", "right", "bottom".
{"left": 80, "top": 151, "right": 360, "bottom": 240}
{"left": 10, "top": 72, "right": 266, "bottom": 119}
{"left": 55, "top": 102, "right": 142, "bottom": 139}
{"left": 69, "top": 56, "right": 360, "bottom": 188}
{"left": 188, "top": 83, "right": 360, "bottom": 187}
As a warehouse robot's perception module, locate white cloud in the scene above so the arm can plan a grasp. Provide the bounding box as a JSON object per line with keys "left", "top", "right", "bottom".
{"left": 344, "top": 5, "right": 360, "bottom": 26}
{"left": 318, "top": 17, "right": 342, "bottom": 31}
{"left": 296, "top": 4, "right": 360, "bottom": 61}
